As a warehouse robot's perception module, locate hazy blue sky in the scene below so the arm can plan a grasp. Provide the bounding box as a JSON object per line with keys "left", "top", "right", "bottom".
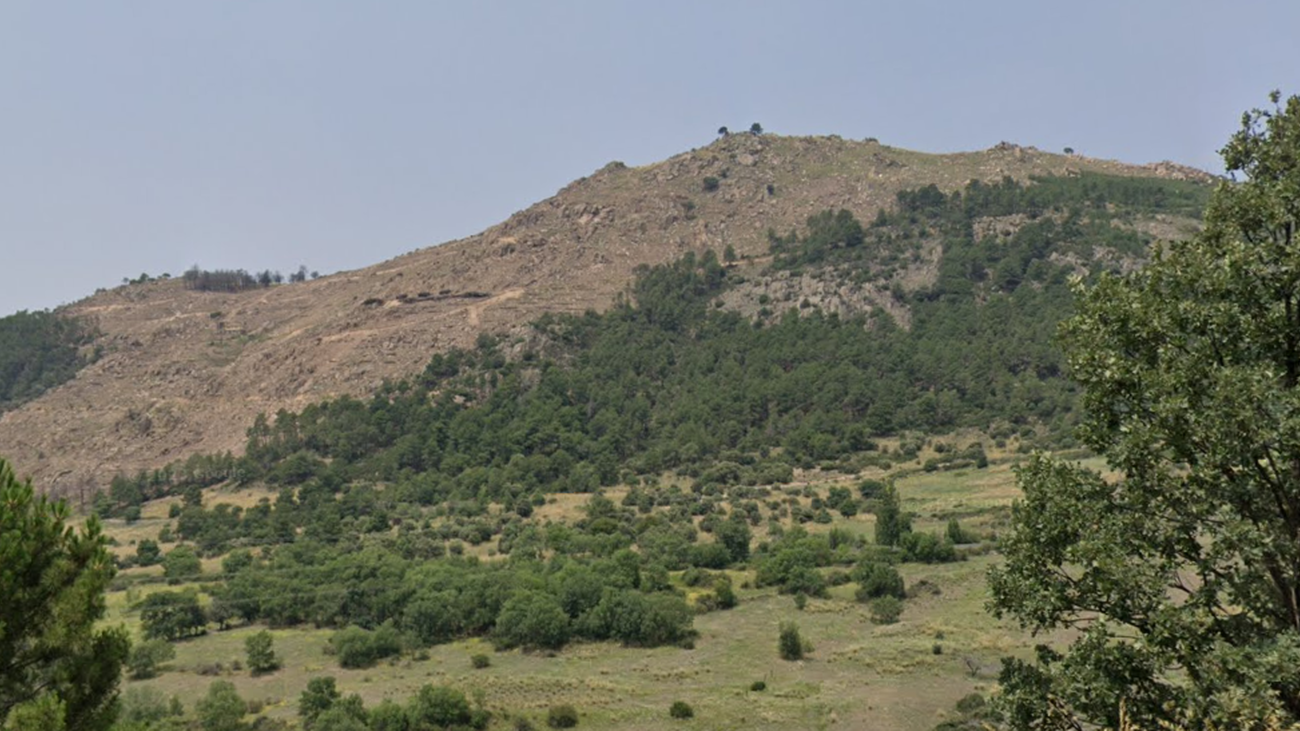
{"left": 2, "top": 1, "right": 1296, "bottom": 316}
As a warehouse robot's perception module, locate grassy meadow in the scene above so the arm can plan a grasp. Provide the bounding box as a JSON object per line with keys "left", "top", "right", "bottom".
{"left": 98, "top": 442, "right": 1080, "bottom": 730}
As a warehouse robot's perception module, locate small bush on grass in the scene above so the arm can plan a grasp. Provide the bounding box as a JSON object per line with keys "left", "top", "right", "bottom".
{"left": 778, "top": 622, "right": 804, "bottom": 661}
{"left": 547, "top": 704, "right": 579, "bottom": 728}
{"left": 870, "top": 596, "right": 904, "bottom": 625}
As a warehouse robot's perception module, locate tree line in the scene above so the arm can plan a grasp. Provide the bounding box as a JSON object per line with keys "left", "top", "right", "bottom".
{"left": 180, "top": 264, "right": 316, "bottom": 293}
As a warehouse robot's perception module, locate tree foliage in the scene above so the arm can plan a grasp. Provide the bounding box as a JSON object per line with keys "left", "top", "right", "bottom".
{"left": 0, "top": 310, "right": 97, "bottom": 412}
{"left": 778, "top": 622, "right": 803, "bottom": 661}
{"left": 406, "top": 684, "right": 470, "bottom": 729}
{"left": 494, "top": 591, "right": 571, "bottom": 650}
{"left": 162, "top": 545, "right": 202, "bottom": 581}
{"left": 126, "top": 639, "right": 175, "bottom": 680}
{"left": 195, "top": 681, "right": 244, "bottom": 731}
{"left": 989, "top": 92, "right": 1300, "bottom": 728}
{"left": 0, "top": 458, "right": 127, "bottom": 731}
{"left": 299, "top": 676, "right": 340, "bottom": 727}
{"left": 244, "top": 630, "right": 279, "bottom": 675}
{"left": 139, "top": 591, "right": 207, "bottom": 641}
{"left": 181, "top": 266, "right": 283, "bottom": 293}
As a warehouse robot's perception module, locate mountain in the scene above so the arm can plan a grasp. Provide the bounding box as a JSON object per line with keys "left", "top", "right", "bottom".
{"left": 0, "top": 133, "right": 1211, "bottom": 498}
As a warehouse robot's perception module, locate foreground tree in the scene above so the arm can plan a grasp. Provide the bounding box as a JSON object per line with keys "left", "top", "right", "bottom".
{"left": 989, "top": 92, "right": 1300, "bottom": 728}
{"left": 0, "top": 458, "right": 128, "bottom": 731}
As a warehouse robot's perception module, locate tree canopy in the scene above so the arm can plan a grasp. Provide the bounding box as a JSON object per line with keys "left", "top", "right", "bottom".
{"left": 0, "top": 458, "right": 128, "bottom": 731}
{"left": 0, "top": 310, "right": 97, "bottom": 412}
{"left": 989, "top": 92, "right": 1300, "bottom": 728}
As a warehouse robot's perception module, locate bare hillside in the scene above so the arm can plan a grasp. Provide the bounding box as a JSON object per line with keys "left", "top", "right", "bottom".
{"left": 0, "top": 134, "right": 1210, "bottom": 497}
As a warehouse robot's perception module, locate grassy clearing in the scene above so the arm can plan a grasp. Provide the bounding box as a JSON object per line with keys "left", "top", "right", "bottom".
{"left": 118, "top": 560, "right": 1018, "bottom": 731}
{"left": 99, "top": 452, "right": 1053, "bottom": 730}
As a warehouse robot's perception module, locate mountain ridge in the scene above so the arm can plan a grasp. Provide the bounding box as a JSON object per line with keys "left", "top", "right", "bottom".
{"left": 0, "top": 133, "right": 1212, "bottom": 498}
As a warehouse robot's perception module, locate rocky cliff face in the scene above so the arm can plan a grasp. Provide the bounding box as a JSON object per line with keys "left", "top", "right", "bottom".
{"left": 0, "top": 133, "right": 1211, "bottom": 497}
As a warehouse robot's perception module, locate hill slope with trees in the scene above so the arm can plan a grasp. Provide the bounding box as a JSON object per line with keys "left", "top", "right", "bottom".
{"left": 0, "top": 134, "right": 1210, "bottom": 496}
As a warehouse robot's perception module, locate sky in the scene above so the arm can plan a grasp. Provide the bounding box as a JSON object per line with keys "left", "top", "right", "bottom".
{"left": 1, "top": 1, "right": 1297, "bottom": 316}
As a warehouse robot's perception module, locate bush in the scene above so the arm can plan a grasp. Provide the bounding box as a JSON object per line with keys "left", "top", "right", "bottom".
{"left": 749, "top": 680, "right": 766, "bottom": 692}
{"left": 899, "top": 531, "right": 958, "bottom": 563}
{"left": 858, "top": 478, "right": 887, "bottom": 500}
{"left": 669, "top": 701, "right": 694, "bottom": 719}
{"left": 852, "top": 561, "right": 905, "bottom": 601}
{"left": 547, "top": 704, "right": 579, "bottom": 728}
{"left": 136, "top": 539, "right": 162, "bottom": 566}
{"left": 946, "top": 518, "right": 975, "bottom": 545}
{"left": 245, "top": 630, "right": 280, "bottom": 675}
{"left": 680, "top": 567, "right": 709, "bottom": 587}
{"left": 119, "top": 686, "right": 174, "bottom": 725}
{"left": 494, "top": 591, "right": 571, "bottom": 650}
{"left": 778, "top": 622, "right": 803, "bottom": 661}
{"left": 955, "top": 692, "right": 986, "bottom": 715}
{"left": 702, "top": 176, "right": 720, "bottom": 192}
{"left": 127, "top": 638, "right": 176, "bottom": 679}
{"left": 870, "top": 596, "right": 904, "bottom": 625}
{"left": 471, "top": 653, "right": 491, "bottom": 669}
{"left": 196, "top": 680, "right": 245, "bottom": 731}
{"left": 299, "top": 676, "right": 340, "bottom": 726}
{"left": 713, "top": 577, "right": 737, "bottom": 609}
{"left": 162, "top": 545, "right": 202, "bottom": 582}
{"left": 330, "top": 623, "right": 403, "bottom": 668}
{"left": 408, "top": 684, "right": 471, "bottom": 729}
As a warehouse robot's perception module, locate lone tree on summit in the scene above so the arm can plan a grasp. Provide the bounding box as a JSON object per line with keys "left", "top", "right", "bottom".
{"left": 990, "top": 92, "right": 1300, "bottom": 729}
{"left": 749, "top": 122, "right": 764, "bottom": 135}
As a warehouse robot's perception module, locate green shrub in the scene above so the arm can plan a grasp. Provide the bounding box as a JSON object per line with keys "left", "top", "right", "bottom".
{"left": 870, "top": 596, "right": 904, "bottom": 624}
{"left": 778, "top": 622, "right": 803, "bottom": 661}
{"left": 955, "top": 692, "right": 985, "bottom": 714}
{"left": 162, "top": 545, "right": 202, "bottom": 582}
{"left": 547, "top": 704, "right": 579, "bottom": 728}
{"left": 471, "top": 653, "right": 491, "bottom": 669}
{"left": 330, "top": 623, "right": 402, "bottom": 669}
{"left": 494, "top": 591, "right": 571, "bottom": 650}
{"left": 946, "top": 518, "right": 974, "bottom": 545}
{"left": 749, "top": 680, "right": 766, "bottom": 692}
{"left": 196, "top": 680, "right": 245, "bottom": 731}
{"left": 858, "top": 479, "right": 887, "bottom": 499}
{"left": 702, "top": 177, "right": 720, "bottom": 192}
{"left": 245, "top": 630, "right": 279, "bottom": 675}
{"left": 127, "top": 638, "right": 176, "bottom": 680}
{"left": 408, "top": 684, "right": 471, "bottom": 729}
{"left": 680, "top": 567, "right": 709, "bottom": 587}
{"left": 899, "top": 532, "right": 958, "bottom": 563}
{"left": 669, "top": 700, "right": 694, "bottom": 719}
{"left": 713, "top": 577, "right": 737, "bottom": 609}
{"left": 852, "top": 561, "right": 905, "bottom": 601}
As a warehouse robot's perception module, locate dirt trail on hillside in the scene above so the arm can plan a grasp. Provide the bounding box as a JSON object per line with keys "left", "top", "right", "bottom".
{"left": 467, "top": 288, "right": 526, "bottom": 326}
